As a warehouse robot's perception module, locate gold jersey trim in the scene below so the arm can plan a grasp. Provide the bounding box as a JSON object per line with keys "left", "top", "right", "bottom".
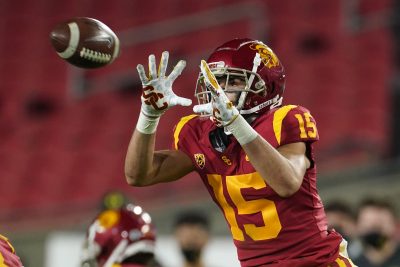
{"left": 0, "top": 235, "right": 14, "bottom": 254}
{"left": 0, "top": 234, "right": 14, "bottom": 267}
{"left": 173, "top": 115, "right": 198, "bottom": 150}
{"left": 272, "top": 105, "right": 297, "bottom": 145}
{"left": 0, "top": 253, "right": 8, "bottom": 266}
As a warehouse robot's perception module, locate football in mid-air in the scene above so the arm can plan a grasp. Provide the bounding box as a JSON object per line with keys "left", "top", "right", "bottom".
{"left": 49, "top": 17, "right": 120, "bottom": 68}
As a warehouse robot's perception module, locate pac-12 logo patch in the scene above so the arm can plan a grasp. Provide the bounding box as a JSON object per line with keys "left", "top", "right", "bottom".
{"left": 194, "top": 153, "right": 205, "bottom": 169}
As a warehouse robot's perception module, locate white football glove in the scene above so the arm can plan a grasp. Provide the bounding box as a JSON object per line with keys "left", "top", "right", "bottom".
{"left": 137, "top": 51, "right": 192, "bottom": 118}
{"left": 193, "top": 60, "right": 239, "bottom": 127}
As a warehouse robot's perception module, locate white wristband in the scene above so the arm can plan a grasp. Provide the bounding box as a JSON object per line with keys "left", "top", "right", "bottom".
{"left": 226, "top": 115, "right": 258, "bottom": 145}
{"left": 136, "top": 112, "right": 160, "bottom": 134}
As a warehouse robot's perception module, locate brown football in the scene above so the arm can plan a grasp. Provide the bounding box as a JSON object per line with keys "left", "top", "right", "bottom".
{"left": 49, "top": 17, "right": 120, "bottom": 68}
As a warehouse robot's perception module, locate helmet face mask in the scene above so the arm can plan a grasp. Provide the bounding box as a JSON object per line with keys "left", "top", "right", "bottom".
{"left": 196, "top": 64, "right": 266, "bottom": 110}
{"left": 195, "top": 38, "right": 285, "bottom": 116}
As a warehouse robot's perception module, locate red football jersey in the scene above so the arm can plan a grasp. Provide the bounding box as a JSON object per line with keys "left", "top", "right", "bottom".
{"left": 173, "top": 105, "right": 342, "bottom": 267}
{"left": 0, "top": 234, "right": 23, "bottom": 267}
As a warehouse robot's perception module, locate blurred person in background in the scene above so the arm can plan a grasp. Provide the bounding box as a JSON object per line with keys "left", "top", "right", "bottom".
{"left": 125, "top": 38, "right": 356, "bottom": 266}
{"left": 0, "top": 234, "right": 23, "bottom": 267}
{"left": 80, "top": 203, "right": 162, "bottom": 267}
{"left": 325, "top": 201, "right": 362, "bottom": 259}
{"left": 353, "top": 198, "right": 400, "bottom": 267}
{"left": 173, "top": 211, "right": 210, "bottom": 267}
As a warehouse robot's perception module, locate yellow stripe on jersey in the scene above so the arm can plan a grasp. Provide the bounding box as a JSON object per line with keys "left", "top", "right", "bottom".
{"left": 174, "top": 115, "right": 198, "bottom": 150}
{"left": 338, "top": 239, "right": 357, "bottom": 267}
{"left": 0, "top": 253, "right": 9, "bottom": 267}
{"left": 0, "top": 234, "right": 11, "bottom": 267}
{"left": 335, "top": 258, "right": 348, "bottom": 267}
{"left": 0, "top": 235, "right": 14, "bottom": 254}
{"left": 272, "top": 105, "right": 297, "bottom": 145}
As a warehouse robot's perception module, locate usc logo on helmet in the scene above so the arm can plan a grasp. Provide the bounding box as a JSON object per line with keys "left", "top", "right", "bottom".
{"left": 249, "top": 43, "right": 280, "bottom": 68}
{"left": 194, "top": 153, "right": 206, "bottom": 169}
{"left": 98, "top": 210, "right": 120, "bottom": 228}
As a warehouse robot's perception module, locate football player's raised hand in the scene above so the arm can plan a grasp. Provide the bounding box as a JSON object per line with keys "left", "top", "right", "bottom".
{"left": 193, "top": 60, "right": 239, "bottom": 127}
{"left": 137, "top": 51, "right": 192, "bottom": 118}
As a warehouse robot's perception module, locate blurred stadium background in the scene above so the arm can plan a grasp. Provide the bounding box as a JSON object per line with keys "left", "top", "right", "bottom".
{"left": 1, "top": 0, "right": 399, "bottom": 266}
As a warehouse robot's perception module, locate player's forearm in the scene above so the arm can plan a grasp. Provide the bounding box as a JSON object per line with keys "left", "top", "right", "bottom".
{"left": 124, "top": 129, "right": 157, "bottom": 186}
{"left": 227, "top": 115, "right": 303, "bottom": 197}
{"left": 242, "top": 137, "right": 303, "bottom": 197}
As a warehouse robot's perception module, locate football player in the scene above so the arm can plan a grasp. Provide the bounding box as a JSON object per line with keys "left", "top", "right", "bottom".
{"left": 80, "top": 204, "right": 161, "bottom": 267}
{"left": 0, "top": 234, "right": 23, "bottom": 267}
{"left": 125, "top": 38, "right": 356, "bottom": 266}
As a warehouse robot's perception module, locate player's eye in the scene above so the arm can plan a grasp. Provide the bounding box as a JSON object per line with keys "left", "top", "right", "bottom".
{"left": 228, "top": 77, "right": 246, "bottom": 86}
{"left": 228, "top": 79, "right": 237, "bottom": 86}
{"left": 216, "top": 75, "right": 227, "bottom": 85}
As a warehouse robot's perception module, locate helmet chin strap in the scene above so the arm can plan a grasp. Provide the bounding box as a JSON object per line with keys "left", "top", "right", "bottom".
{"left": 240, "top": 95, "right": 282, "bottom": 115}
{"left": 236, "top": 53, "right": 262, "bottom": 111}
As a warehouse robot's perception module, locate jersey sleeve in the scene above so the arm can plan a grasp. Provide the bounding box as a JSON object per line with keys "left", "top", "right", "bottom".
{"left": 0, "top": 235, "right": 23, "bottom": 267}
{"left": 172, "top": 115, "right": 198, "bottom": 154}
{"left": 273, "top": 105, "right": 319, "bottom": 146}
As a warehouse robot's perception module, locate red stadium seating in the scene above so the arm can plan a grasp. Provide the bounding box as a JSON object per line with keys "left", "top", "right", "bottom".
{"left": 0, "top": 0, "right": 393, "bottom": 226}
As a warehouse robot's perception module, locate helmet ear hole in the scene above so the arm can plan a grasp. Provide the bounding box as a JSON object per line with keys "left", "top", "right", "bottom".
{"left": 255, "top": 80, "right": 265, "bottom": 90}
